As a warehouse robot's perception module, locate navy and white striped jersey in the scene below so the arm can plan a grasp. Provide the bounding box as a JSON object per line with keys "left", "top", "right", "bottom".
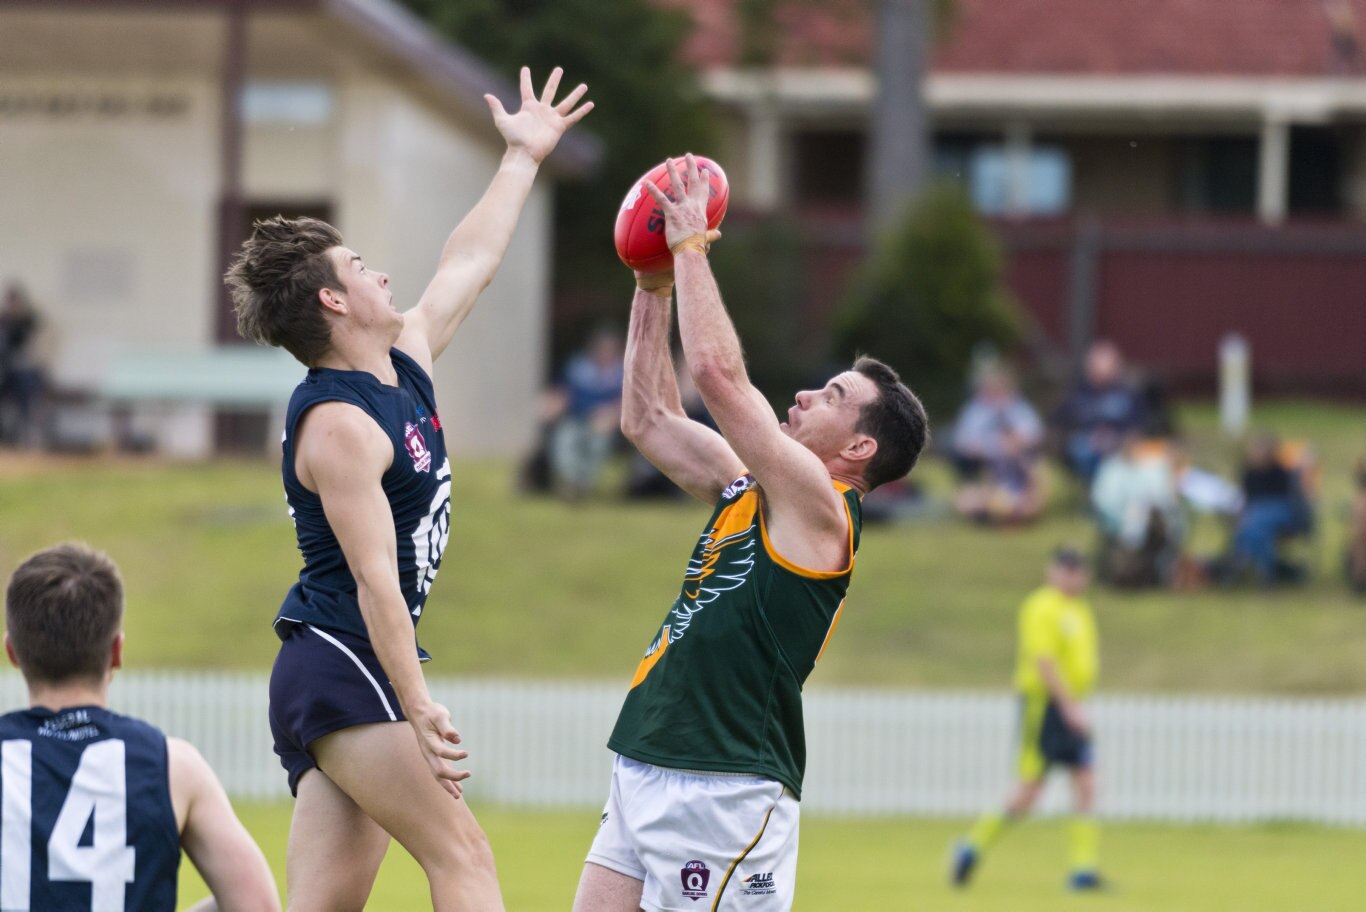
{"left": 0, "top": 705, "right": 179, "bottom": 912}
{"left": 275, "top": 348, "right": 452, "bottom": 657}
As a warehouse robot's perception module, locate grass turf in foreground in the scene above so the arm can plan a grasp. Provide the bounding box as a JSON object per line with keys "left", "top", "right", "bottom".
{"left": 177, "top": 804, "right": 1366, "bottom": 911}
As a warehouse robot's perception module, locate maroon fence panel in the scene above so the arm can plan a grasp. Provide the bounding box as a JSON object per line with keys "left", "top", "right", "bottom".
{"left": 999, "top": 220, "right": 1366, "bottom": 396}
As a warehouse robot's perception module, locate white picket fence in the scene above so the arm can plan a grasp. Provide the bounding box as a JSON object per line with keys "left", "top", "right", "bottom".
{"left": 3, "top": 672, "right": 1364, "bottom": 825}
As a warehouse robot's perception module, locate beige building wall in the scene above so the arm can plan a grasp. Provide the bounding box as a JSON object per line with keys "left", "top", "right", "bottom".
{"left": 0, "top": 8, "right": 556, "bottom": 458}
{"left": 0, "top": 75, "right": 219, "bottom": 389}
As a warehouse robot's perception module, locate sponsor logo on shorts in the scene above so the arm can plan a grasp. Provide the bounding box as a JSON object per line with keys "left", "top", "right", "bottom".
{"left": 599, "top": 811, "right": 609, "bottom": 827}
{"left": 680, "top": 859, "right": 710, "bottom": 902}
{"left": 740, "top": 872, "right": 776, "bottom": 896}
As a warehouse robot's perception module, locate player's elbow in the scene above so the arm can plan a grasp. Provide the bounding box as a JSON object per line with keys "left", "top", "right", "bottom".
{"left": 689, "top": 358, "right": 743, "bottom": 397}
{"left": 620, "top": 401, "right": 663, "bottom": 443}
{"left": 221, "top": 879, "right": 282, "bottom": 912}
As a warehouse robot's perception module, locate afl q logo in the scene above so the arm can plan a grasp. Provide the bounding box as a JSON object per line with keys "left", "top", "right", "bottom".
{"left": 680, "top": 859, "right": 710, "bottom": 901}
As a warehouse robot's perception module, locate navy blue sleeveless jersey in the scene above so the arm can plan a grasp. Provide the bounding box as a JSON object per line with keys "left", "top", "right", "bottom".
{"left": 0, "top": 706, "right": 179, "bottom": 912}
{"left": 276, "top": 348, "right": 451, "bottom": 657}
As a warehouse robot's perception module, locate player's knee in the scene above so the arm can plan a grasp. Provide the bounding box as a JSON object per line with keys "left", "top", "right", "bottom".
{"left": 415, "top": 821, "right": 497, "bottom": 880}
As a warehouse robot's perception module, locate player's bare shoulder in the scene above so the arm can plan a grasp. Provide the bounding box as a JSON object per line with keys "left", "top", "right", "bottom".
{"left": 294, "top": 400, "right": 393, "bottom": 490}
{"left": 756, "top": 471, "right": 854, "bottom": 574}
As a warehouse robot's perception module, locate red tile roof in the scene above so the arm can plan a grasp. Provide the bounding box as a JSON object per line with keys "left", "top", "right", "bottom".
{"left": 661, "top": 0, "right": 1366, "bottom": 77}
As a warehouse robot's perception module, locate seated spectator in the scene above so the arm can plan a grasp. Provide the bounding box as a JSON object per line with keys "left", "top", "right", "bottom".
{"left": 1349, "top": 455, "right": 1366, "bottom": 594}
{"left": 1054, "top": 341, "right": 1148, "bottom": 487}
{"left": 1091, "top": 435, "right": 1184, "bottom": 587}
{"left": 549, "top": 326, "right": 625, "bottom": 500}
{"left": 1229, "top": 433, "right": 1314, "bottom": 586}
{"left": 516, "top": 386, "right": 569, "bottom": 495}
{"left": 954, "top": 426, "right": 1046, "bottom": 526}
{"left": 950, "top": 363, "right": 1043, "bottom": 481}
{"left": 0, "top": 283, "right": 48, "bottom": 447}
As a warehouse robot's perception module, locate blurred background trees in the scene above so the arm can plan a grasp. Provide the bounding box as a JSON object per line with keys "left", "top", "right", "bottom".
{"left": 833, "top": 182, "right": 1021, "bottom": 417}
{"left": 399, "top": 0, "right": 717, "bottom": 358}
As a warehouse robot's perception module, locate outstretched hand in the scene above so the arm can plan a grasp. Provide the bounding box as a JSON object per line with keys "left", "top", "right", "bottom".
{"left": 485, "top": 66, "right": 593, "bottom": 164}
{"left": 641, "top": 154, "right": 717, "bottom": 253}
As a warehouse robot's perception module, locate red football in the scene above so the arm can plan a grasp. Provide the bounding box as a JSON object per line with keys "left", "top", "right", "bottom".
{"left": 614, "top": 155, "right": 729, "bottom": 273}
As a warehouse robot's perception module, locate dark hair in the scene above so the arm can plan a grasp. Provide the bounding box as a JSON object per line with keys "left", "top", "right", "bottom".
{"left": 224, "top": 215, "right": 344, "bottom": 366}
{"left": 5, "top": 543, "right": 124, "bottom": 686}
{"left": 1051, "top": 545, "right": 1087, "bottom": 570}
{"left": 852, "top": 355, "right": 929, "bottom": 490}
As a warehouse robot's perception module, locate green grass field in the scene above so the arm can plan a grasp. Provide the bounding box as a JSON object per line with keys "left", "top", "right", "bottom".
{"left": 0, "top": 400, "right": 1362, "bottom": 693}
{"left": 1, "top": 401, "right": 1363, "bottom": 908}
{"left": 174, "top": 804, "right": 1366, "bottom": 911}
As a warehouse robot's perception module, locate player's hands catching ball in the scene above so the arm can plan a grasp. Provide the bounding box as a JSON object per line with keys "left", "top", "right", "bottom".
{"left": 410, "top": 700, "right": 471, "bottom": 798}
{"left": 485, "top": 66, "right": 593, "bottom": 165}
{"left": 641, "top": 153, "right": 722, "bottom": 258}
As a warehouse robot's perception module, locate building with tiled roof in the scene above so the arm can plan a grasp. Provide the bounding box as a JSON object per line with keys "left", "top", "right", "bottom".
{"left": 657, "top": 0, "right": 1366, "bottom": 392}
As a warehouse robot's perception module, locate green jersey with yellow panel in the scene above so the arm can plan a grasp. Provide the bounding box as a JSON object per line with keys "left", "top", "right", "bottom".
{"left": 607, "top": 473, "right": 862, "bottom": 799}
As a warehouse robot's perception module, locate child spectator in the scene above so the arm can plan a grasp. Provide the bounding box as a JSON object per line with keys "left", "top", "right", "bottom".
{"left": 954, "top": 425, "right": 1046, "bottom": 526}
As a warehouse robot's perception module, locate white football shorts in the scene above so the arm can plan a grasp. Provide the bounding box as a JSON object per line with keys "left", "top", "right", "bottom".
{"left": 586, "top": 754, "right": 801, "bottom": 911}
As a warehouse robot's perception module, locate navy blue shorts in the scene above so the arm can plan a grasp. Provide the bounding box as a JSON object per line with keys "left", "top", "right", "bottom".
{"left": 268, "top": 623, "right": 406, "bottom": 796}
{"left": 1040, "top": 699, "right": 1092, "bottom": 767}
{"left": 1018, "top": 696, "right": 1093, "bottom": 779}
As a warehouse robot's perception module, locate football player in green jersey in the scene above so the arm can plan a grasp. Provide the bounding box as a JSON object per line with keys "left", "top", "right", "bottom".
{"left": 573, "top": 155, "right": 928, "bottom": 912}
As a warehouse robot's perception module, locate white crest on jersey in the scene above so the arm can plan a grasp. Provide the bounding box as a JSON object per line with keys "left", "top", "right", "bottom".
{"left": 667, "top": 528, "right": 756, "bottom": 644}
{"left": 410, "top": 457, "right": 452, "bottom": 613}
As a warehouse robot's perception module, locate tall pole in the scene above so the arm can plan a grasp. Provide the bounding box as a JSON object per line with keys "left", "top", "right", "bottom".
{"left": 867, "top": 0, "right": 932, "bottom": 230}
{"left": 216, "top": 0, "right": 248, "bottom": 343}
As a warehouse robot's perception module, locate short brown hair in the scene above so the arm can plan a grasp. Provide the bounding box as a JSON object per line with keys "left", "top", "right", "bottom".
{"left": 224, "top": 215, "right": 344, "bottom": 366}
{"left": 6, "top": 543, "right": 124, "bottom": 686}
{"left": 852, "top": 356, "right": 930, "bottom": 490}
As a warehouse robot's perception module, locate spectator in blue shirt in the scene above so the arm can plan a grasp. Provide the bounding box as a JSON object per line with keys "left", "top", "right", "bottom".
{"left": 550, "top": 326, "right": 625, "bottom": 499}
{"left": 1054, "top": 341, "right": 1148, "bottom": 487}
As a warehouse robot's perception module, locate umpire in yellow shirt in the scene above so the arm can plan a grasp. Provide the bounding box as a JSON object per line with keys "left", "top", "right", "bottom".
{"left": 951, "top": 546, "right": 1103, "bottom": 891}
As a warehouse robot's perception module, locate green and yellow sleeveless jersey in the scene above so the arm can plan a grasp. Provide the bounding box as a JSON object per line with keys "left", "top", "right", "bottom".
{"left": 607, "top": 473, "right": 862, "bottom": 799}
{"left": 1012, "top": 585, "right": 1099, "bottom": 699}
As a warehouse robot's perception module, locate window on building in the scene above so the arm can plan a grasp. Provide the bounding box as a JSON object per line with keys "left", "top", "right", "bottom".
{"left": 934, "top": 135, "right": 1071, "bottom": 216}
{"left": 792, "top": 129, "right": 866, "bottom": 205}
{"left": 241, "top": 82, "right": 334, "bottom": 125}
{"left": 1173, "top": 137, "right": 1257, "bottom": 214}
{"left": 1288, "top": 126, "right": 1343, "bottom": 215}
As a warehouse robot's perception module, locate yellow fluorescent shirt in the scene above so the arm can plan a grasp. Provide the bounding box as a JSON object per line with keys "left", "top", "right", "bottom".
{"left": 1012, "top": 585, "right": 1099, "bottom": 698}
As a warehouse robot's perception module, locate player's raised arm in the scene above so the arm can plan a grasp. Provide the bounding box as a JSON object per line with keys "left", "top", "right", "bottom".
{"left": 296, "top": 402, "right": 470, "bottom": 797}
{"left": 397, "top": 67, "right": 593, "bottom": 372}
{"left": 170, "top": 738, "right": 280, "bottom": 912}
{"left": 620, "top": 273, "right": 745, "bottom": 503}
{"left": 643, "top": 157, "right": 851, "bottom": 559}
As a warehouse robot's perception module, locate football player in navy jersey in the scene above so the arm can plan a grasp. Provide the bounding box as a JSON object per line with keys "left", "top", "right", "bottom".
{"left": 225, "top": 67, "right": 591, "bottom": 910}
{"left": 1, "top": 542, "right": 278, "bottom": 912}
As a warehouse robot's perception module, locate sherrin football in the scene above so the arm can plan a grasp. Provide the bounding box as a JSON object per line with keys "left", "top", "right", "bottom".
{"left": 614, "top": 155, "right": 729, "bottom": 274}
